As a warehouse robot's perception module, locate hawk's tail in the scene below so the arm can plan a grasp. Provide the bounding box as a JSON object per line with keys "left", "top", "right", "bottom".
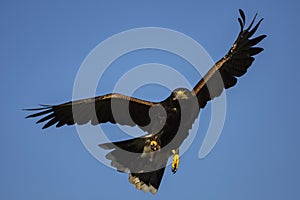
{"left": 99, "top": 137, "right": 167, "bottom": 194}
{"left": 129, "top": 166, "right": 166, "bottom": 194}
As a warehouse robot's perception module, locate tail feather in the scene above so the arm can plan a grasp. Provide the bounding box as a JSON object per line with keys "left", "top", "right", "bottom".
{"left": 99, "top": 137, "right": 168, "bottom": 194}
{"left": 129, "top": 166, "right": 166, "bottom": 194}
{"left": 99, "top": 137, "right": 146, "bottom": 172}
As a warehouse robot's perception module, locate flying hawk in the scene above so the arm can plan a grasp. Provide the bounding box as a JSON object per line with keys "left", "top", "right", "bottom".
{"left": 25, "top": 9, "right": 266, "bottom": 194}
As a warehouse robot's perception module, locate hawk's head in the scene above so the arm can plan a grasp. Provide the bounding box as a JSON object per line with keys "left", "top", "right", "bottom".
{"left": 171, "top": 88, "right": 193, "bottom": 101}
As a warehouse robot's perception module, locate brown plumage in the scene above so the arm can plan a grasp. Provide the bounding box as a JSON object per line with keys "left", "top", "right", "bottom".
{"left": 25, "top": 9, "right": 266, "bottom": 194}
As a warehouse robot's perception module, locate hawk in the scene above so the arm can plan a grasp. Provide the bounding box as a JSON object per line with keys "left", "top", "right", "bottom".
{"left": 25, "top": 9, "right": 266, "bottom": 194}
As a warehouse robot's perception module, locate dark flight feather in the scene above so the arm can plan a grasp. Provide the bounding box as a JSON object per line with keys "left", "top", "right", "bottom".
{"left": 24, "top": 9, "right": 266, "bottom": 194}
{"left": 25, "top": 94, "right": 155, "bottom": 131}
{"left": 192, "top": 10, "right": 266, "bottom": 108}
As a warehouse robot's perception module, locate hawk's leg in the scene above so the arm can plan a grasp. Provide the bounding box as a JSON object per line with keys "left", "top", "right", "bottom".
{"left": 171, "top": 149, "right": 180, "bottom": 174}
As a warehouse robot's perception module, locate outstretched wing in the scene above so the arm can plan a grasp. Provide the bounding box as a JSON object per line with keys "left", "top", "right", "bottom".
{"left": 193, "top": 9, "right": 266, "bottom": 108}
{"left": 25, "top": 93, "right": 156, "bottom": 131}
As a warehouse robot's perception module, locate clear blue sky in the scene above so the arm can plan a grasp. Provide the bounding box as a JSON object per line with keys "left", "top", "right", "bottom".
{"left": 1, "top": 1, "right": 299, "bottom": 199}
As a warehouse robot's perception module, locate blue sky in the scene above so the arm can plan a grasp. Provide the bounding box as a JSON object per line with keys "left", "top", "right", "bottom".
{"left": 1, "top": 0, "right": 299, "bottom": 199}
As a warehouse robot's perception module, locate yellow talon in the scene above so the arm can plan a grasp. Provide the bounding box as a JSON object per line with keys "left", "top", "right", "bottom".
{"left": 172, "top": 154, "right": 180, "bottom": 174}
{"left": 150, "top": 140, "right": 158, "bottom": 151}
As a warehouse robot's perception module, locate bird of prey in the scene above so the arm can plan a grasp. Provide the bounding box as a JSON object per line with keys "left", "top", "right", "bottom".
{"left": 25, "top": 9, "right": 266, "bottom": 194}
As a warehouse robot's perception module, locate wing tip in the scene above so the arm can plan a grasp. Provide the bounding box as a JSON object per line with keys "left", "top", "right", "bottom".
{"left": 238, "top": 9, "right": 246, "bottom": 24}
{"left": 238, "top": 9, "right": 265, "bottom": 37}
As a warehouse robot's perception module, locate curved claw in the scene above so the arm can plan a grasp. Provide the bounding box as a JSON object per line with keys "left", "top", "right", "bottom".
{"left": 172, "top": 154, "right": 180, "bottom": 174}
{"left": 150, "top": 140, "right": 159, "bottom": 151}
